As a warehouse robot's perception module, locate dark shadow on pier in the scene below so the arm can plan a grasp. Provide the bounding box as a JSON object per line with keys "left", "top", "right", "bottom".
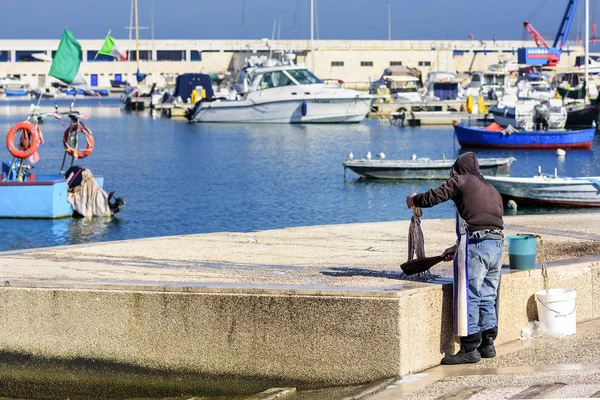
{"left": 321, "top": 266, "right": 440, "bottom": 282}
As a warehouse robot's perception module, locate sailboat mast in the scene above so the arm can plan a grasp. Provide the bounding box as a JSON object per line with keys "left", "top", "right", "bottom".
{"left": 310, "top": 0, "right": 314, "bottom": 71}
{"left": 585, "top": 0, "right": 589, "bottom": 98}
{"left": 128, "top": 0, "right": 134, "bottom": 61}
{"left": 135, "top": 0, "right": 140, "bottom": 72}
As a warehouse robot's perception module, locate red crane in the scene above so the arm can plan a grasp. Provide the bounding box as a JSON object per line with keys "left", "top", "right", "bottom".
{"left": 522, "top": 21, "right": 559, "bottom": 66}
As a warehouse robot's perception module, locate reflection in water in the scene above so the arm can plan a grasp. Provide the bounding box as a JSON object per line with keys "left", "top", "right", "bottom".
{"left": 52, "top": 217, "right": 115, "bottom": 245}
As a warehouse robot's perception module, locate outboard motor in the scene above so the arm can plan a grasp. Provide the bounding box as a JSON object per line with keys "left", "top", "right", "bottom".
{"left": 184, "top": 100, "right": 202, "bottom": 121}
{"left": 533, "top": 102, "right": 550, "bottom": 131}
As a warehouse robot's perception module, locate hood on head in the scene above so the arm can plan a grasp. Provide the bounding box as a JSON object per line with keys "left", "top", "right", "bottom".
{"left": 451, "top": 152, "right": 480, "bottom": 177}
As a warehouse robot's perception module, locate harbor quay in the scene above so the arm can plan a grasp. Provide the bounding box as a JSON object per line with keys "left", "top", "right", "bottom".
{"left": 0, "top": 213, "right": 599, "bottom": 398}
{"left": 0, "top": 39, "right": 585, "bottom": 90}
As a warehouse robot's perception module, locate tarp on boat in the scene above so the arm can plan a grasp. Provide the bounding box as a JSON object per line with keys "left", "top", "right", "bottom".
{"left": 484, "top": 122, "right": 503, "bottom": 131}
{"left": 65, "top": 167, "right": 111, "bottom": 217}
{"left": 173, "top": 73, "right": 215, "bottom": 102}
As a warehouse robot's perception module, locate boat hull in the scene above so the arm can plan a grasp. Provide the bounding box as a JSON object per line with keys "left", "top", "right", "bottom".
{"left": 486, "top": 176, "right": 600, "bottom": 207}
{"left": 565, "top": 102, "right": 600, "bottom": 128}
{"left": 190, "top": 97, "right": 372, "bottom": 123}
{"left": 5, "top": 89, "right": 28, "bottom": 96}
{"left": 454, "top": 124, "right": 594, "bottom": 150}
{"left": 0, "top": 174, "right": 104, "bottom": 218}
{"left": 344, "top": 157, "right": 516, "bottom": 180}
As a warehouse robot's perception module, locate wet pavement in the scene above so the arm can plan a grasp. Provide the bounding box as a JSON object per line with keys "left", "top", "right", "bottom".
{"left": 369, "top": 319, "right": 600, "bottom": 400}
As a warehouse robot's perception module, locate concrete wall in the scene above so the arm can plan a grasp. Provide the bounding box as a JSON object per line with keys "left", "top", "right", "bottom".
{"left": 0, "top": 259, "right": 597, "bottom": 396}
{"left": 0, "top": 39, "right": 584, "bottom": 89}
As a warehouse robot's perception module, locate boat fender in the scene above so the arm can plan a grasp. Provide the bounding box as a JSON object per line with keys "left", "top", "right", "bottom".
{"left": 63, "top": 125, "right": 95, "bottom": 159}
{"left": 191, "top": 89, "right": 198, "bottom": 104}
{"left": 6, "top": 121, "right": 41, "bottom": 159}
{"left": 301, "top": 101, "right": 308, "bottom": 117}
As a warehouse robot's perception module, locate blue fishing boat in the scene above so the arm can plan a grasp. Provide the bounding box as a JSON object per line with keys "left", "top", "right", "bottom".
{"left": 454, "top": 123, "right": 594, "bottom": 150}
{"left": 0, "top": 107, "right": 123, "bottom": 218}
{"left": 0, "top": 169, "right": 104, "bottom": 218}
{"left": 5, "top": 89, "right": 28, "bottom": 96}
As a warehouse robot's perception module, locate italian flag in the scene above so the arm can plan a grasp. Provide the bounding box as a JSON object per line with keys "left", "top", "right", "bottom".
{"left": 99, "top": 35, "right": 128, "bottom": 61}
{"left": 49, "top": 29, "right": 87, "bottom": 87}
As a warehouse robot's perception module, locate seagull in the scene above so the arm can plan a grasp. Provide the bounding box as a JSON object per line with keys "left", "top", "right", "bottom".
{"left": 347, "top": 152, "right": 354, "bottom": 161}
{"left": 411, "top": 154, "right": 417, "bottom": 160}
{"left": 376, "top": 152, "right": 386, "bottom": 159}
{"left": 366, "top": 151, "right": 372, "bottom": 160}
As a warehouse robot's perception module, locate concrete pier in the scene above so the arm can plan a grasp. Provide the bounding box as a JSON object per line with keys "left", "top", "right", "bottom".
{"left": 0, "top": 213, "right": 599, "bottom": 397}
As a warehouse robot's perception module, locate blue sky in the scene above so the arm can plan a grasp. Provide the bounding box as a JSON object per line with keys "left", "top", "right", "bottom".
{"left": 0, "top": 0, "right": 596, "bottom": 42}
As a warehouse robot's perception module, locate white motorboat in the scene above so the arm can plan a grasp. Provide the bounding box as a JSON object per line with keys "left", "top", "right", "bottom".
{"left": 514, "top": 73, "right": 556, "bottom": 101}
{"left": 486, "top": 172, "right": 600, "bottom": 207}
{"left": 423, "top": 72, "right": 465, "bottom": 100}
{"left": 464, "top": 70, "right": 511, "bottom": 100}
{"left": 186, "top": 59, "right": 372, "bottom": 123}
{"left": 489, "top": 99, "right": 567, "bottom": 130}
{"left": 369, "top": 66, "right": 425, "bottom": 102}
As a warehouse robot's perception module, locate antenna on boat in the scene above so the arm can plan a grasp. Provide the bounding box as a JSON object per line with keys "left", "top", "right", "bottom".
{"left": 585, "top": 0, "right": 590, "bottom": 101}
{"left": 310, "top": 0, "right": 314, "bottom": 71}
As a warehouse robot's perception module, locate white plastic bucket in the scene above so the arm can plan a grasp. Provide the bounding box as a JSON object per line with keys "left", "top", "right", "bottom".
{"left": 535, "top": 288, "right": 577, "bottom": 337}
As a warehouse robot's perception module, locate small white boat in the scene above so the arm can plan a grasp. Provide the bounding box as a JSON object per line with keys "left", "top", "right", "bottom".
{"left": 369, "top": 66, "right": 426, "bottom": 102}
{"left": 486, "top": 172, "right": 600, "bottom": 207}
{"left": 344, "top": 156, "right": 516, "bottom": 180}
{"left": 464, "top": 70, "right": 511, "bottom": 100}
{"left": 514, "top": 73, "right": 556, "bottom": 101}
{"left": 187, "top": 57, "right": 372, "bottom": 123}
{"left": 490, "top": 99, "right": 567, "bottom": 130}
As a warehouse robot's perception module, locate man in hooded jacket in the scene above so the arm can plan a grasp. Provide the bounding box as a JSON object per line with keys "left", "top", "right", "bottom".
{"left": 406, "top": 152, "right": 504, "bottom": 364}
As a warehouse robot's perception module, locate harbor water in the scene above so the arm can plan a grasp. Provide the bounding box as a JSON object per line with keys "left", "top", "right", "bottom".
{"left": 1, "top": 97, "right": 600, "bottom": 252}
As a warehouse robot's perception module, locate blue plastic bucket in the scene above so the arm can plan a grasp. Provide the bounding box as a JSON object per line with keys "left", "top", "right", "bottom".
{"left": 507, "top": 234, "right": 537, "bottom": 270}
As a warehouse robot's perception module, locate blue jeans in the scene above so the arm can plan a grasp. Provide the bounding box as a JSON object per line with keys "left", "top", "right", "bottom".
{"left": 467, "top": 239, "right": 504, "bottom": 335}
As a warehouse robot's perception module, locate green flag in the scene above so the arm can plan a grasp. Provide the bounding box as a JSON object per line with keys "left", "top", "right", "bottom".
{"left": 49, "top": 29, "right": 87, "bottom": 86}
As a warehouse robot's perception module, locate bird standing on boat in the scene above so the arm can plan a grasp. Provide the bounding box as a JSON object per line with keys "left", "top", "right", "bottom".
{"left": 376, "top": 152, "right": 386, "bottom": 159}
{"left": 366, "top": 152, "right": 371, "bottom": 160}
{"left": 347, "top": 152, "right": 354, "bottom": 161}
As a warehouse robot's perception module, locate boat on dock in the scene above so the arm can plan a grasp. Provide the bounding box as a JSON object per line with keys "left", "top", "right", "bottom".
{"left": 344, "top": 155, "right": 516, "bottom": 180}
{"left": 486, "top": 172, "right": 600, "bottom": 207}
{"left": 454, "top": 123, "right": 594, "bottom": 150}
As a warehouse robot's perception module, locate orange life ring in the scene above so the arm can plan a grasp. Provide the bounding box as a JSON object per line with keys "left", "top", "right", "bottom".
{"left": 63, "top": 125, "right": 94, "bottom": 159}
{"left": 6, "top": 121, "right": 41, "bottom": 159}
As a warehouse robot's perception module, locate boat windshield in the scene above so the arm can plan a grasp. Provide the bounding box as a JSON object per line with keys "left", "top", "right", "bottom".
{"left": 484, "top": 74, "right": 506, "bottom": 86}
{"left": 258, "top": 71, "right": 295, "bottom": 90}
{"left": 286, "top": 69, "right": 323, "bottom": 85}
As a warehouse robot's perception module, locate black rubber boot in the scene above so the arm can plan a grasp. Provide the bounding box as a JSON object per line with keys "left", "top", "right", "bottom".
{"left": 478, "top": 327, "right": 498, "bottom": 358}
{"left": 441, "top": 332, "right": 482, "bottom": 365}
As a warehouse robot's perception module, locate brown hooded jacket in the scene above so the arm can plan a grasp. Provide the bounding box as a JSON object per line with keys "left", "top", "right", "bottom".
{"left": 412, "top": 152, "right": 504, "bottom": 232}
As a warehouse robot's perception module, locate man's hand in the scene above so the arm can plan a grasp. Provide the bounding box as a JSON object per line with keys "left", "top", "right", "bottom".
{"left": 406, "top": 193, "right": 416, "bottom": 209}
{"left": 442, "top": 245, "right": 457, "bottom": 261}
